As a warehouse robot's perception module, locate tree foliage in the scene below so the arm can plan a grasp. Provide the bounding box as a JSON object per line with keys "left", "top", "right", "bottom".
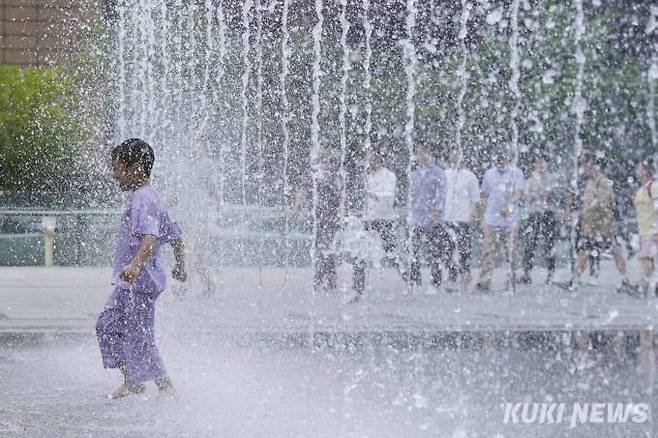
{"left": 0, "top": 65, "right": 82, "bottom": 192}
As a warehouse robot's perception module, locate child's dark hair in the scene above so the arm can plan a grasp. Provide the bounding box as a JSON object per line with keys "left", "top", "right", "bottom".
{"left": 111, "top": 138, "right": 155, "bottom": 177}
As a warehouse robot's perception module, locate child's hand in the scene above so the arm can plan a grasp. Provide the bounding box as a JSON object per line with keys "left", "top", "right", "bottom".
{"left": 172, "top": 263, "right": 187, "bottom": 282}
{"left": 120, "top": 263, "right": 141, "bottom": 283}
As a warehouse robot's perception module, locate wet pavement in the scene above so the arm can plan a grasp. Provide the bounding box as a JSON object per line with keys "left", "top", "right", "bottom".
{"left": 1, "top": 265, "right": 657, "bottom": 437}
{"left": 1, "top": 264, "right": 657, "bottom": 338}
{"left": 0, "top": 336, "right": 654, "bottom": 437}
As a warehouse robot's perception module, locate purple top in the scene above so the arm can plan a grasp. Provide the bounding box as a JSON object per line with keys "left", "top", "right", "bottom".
{"left": 111, "top": 186, "right": 182, "bottom": 292}
{"left": 409, "top": 164, "right": 446, "bottom": 227}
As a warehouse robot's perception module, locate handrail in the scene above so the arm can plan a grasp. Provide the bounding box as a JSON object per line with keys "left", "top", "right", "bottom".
{"left": 0, "top": 209, "right": 116, "bottom": 216}
{"left": 0, "top": 204, "right": 304, "bottom": 215}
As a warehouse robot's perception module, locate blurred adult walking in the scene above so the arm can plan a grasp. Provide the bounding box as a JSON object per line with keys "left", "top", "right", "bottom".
{"left": 566, "top": 153, "right": 630, "bottom": 292}
{"left": 632, "top": 159, "right": 658, "bottom": 296}
{"left": 475, "top": 151, "right": 525, "bottom": 292}
{"left": 351, "top": 149, "right": 400, "bottom": 302}
{"left": 312, "top": 148, "right": 342, "bottom": 293}
{"left": 521, "top": 153, "right": 559, "bottom": 285}
{"left": 443, "top": 149, "right": 480, "bottom": 287}
{"left": 408, "top": 143, "right": 453, "bottom": 294}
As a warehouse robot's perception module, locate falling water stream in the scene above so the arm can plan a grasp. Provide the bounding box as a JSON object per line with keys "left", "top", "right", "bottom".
{"left": 648, "top": 52, "right": 657, "bottom": 148}
{"left": 280, "top": 0, "right": 292, "bottom": 280}
{"left": 240, "top": 0, "right": 252, "bottom": 267}
{"left": 403, "top": 0, "right": 417, "bottom": 293}
{"left": 455, "top": 0, "right": 469, "bottom": 153}
{"left": 508, "top": 0, "right": 520, "bottom": 164}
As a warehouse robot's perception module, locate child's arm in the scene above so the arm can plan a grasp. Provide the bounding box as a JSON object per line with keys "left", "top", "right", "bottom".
{"left": 120, "top": 235, "right": 158, "bottom": 283}
{"left": 170, "top": 238, "right": 187, "bottom": 282}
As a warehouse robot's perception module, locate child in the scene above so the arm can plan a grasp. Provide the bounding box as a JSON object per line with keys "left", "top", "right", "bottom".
{"left": 96, "top": 138, "right": 187, "bottom": 399}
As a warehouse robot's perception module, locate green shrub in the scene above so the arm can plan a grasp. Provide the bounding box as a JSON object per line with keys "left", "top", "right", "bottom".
{"left": 0, "top": 65, "right": 82, "bottom": 192}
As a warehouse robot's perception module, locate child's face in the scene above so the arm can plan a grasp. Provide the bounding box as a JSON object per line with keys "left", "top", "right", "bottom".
{"left": 112, "top": 159, "right": 140, "bottom": 191}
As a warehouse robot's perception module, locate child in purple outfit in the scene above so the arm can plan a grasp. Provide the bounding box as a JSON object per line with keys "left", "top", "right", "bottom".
{"left": 96, "top": 138, "right": 187, "bottom": 399}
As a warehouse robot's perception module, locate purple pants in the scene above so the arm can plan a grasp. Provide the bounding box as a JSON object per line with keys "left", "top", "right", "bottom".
{"left": 96, "top": 286, "right": 165, "bottom": 384}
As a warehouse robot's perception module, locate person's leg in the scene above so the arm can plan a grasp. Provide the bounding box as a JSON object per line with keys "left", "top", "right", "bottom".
{"left": 352, "top": 220, "right": 370, "bottom": 298}
{"left": 640, "top": 258, "right": 653, "bottom": 291}
{"left": 650, "top": 236, "right": 658, "bottom": 294}
{"left": 441, "top": 223, "right": 459, "bottom": 283}
{"left": 326, "top": 252, "right": 337, "bottom": 290}
{"left": 155, "top": 375, "right": 176, "bottom": 394}
{"left": 314, "top": 184, "right": 337, "bottom": 291}
{"left": 380, "top": 220, "right": 405, "bottom": 278}
{"left": 410, "top": 226, "right": 423, "bottom": 286}
{"left": 96, "top": 291, "right": 128, "bottom": 373}
{"left": 110, "top": 364, "right": 147, "bottom": 399}
{"left": 573, "top": 249, "right": 590, "bottom": 285}
{"left": 458, "top": 223, "right": 473, "bottom": 284}
{"left": 637, "top": 235, "right": 654, "bottom": 292}
{"left": 371, "top": 221, "right": 393, "bottom": 255}
{"left": 610, "top": 237, "right": 630, "bottom": 291}
{"left": 589, "top": 248, "right": 601, "bottom": 283}
{"left": 430, "top": 224, "right": 453, "bottom": 287}
{"left": 455, "top": 223, "right": 473, "bottom": 274}
{"left": 523, "top": 213, "right": 540, "bottom": 280}
{"left": 427, "top": 225, "right": 445, "bottom": 287}
{"left": 478, "top": 225, "right": 496, "bottom": 288}
{"left": 97, "top": 288, "right": 163, "bottom": 398}
{"left": 314, "top": 222, "right": 337, "bottom": 291}
{"left": 612, "top": 241, "right": 628, "bottom": 277}
{"left": 570, "top": 230, "right": 592, "bottom": 289}
{"left": 543, "top": 211, "right": 557, "bottom": 282}
{"left": 586, "top": 227, "right": 598, "bottom": 280}
{"left": 352, "top": 259, "right": 366, "bottom": 297}
{"left": 313, "top": 225, "right": 326, "bottom": 289}
{"left": 119, "top": 291, "right": 167, "bottom": 386}
{"left": 326, "top": 192, "right": 341, "bottom": 291}
{"left": 510, "top": 227, "right": 520, "bottom": 282}
{"left": 500, "top": 227, "right": 516, "bottom": 285}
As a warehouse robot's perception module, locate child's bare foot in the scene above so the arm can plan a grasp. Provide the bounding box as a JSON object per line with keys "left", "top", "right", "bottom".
{"left": 155, "top": 376, "right": 178, "bottom": 399}
{"left": 109, "top": 382, "right": 146, "bottom": 400}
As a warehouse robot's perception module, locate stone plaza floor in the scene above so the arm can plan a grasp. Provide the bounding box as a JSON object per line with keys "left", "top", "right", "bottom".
{"left": 1, "top": 263, "right": 657, "bottom": 338}
{"left": 1, "top": 263, "right": 657, "bottom": 437}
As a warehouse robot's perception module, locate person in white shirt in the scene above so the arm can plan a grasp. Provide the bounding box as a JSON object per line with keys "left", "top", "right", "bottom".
{"left": 443, "top": 149, "right": 480, "bottom": 286}
{"left": 351, "top": 149, "right": 400, "bottom": 301}
{"left": 476, "top": 151, "right": 525, "bottom": 292}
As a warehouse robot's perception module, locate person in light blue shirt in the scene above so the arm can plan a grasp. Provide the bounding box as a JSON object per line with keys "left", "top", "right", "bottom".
{"left": 476, "top": 151, "right": 525, "bottom": 292}
{"left": 408, "top": 143, "right": 455, "bottom": 293}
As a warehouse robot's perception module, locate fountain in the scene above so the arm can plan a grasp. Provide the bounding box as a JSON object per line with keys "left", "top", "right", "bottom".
{"left": 105, "top": 0, "right": 658, "bottom": 293}
{"left": 3, "top": 2, "right": 658, "bottom": 436}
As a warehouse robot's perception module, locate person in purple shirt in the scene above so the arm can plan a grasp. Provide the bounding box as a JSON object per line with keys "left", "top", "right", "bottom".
{"left": 96, "top": 138, "right": 187, "bottom": 399}
{"left": 408, "top": 142, "right": 455, "bottom": 293}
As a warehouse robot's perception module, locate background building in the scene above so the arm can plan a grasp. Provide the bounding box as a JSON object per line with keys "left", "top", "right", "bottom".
{"left": 0, "top": 0, "right": 105, "bottom": 65}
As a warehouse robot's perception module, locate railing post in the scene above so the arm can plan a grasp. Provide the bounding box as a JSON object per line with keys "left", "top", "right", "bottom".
{"left": 42, "top": 216, "right": 56, "bottom": 267}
